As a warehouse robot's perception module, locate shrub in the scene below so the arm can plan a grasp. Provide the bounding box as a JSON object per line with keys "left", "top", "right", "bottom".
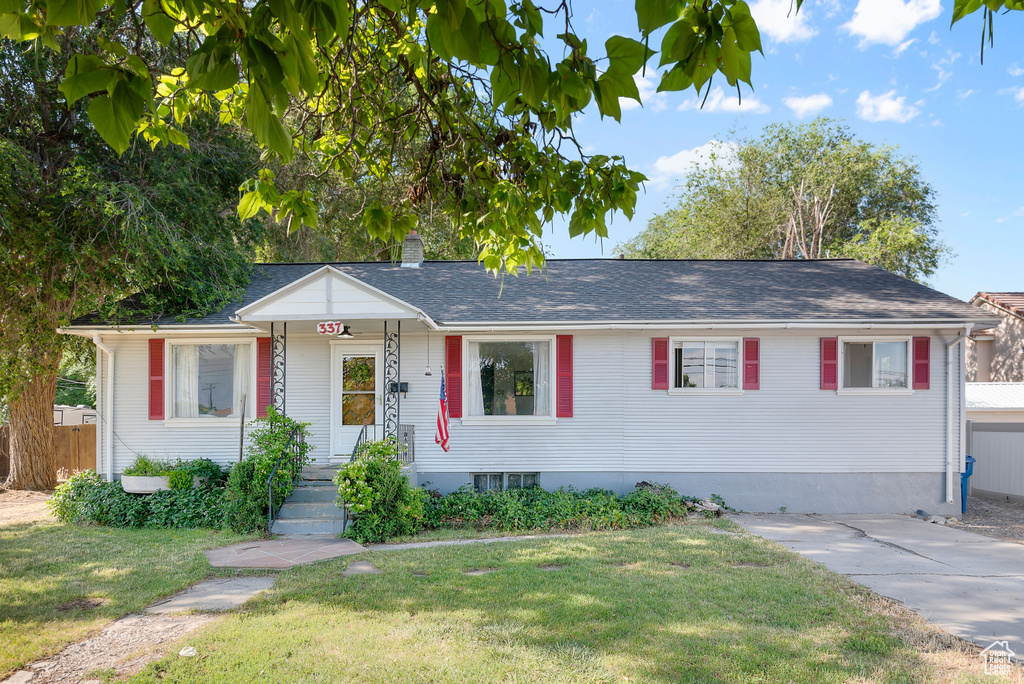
{"left": 48, "top": 470, "right": 225, "bottom": 529}
{"left": 422, "top": 483, "right": 693, "bottom": 533}
{"left": 335, "top": 439, "right": 424, "bottom": 543}
{"left": 222, "top": 407, "right": 314, "bottom": 534}
{"left": 167, "top": 469, "right": 194, "bottom": 491}
{"left": 123, "top": 454, "right": 171, "bottom": 477}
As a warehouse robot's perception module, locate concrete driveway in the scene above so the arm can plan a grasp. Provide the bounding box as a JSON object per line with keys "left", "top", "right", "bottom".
{"left": 733, "top": 513, "right": 1024, "bottom": 648}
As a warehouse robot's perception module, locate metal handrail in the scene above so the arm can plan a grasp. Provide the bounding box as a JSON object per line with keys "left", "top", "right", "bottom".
{"left": 266, "top": 426, "right": 304, "bottom": 535}
{"left": 348, "top": 424, "right": 415, "bottom": 464}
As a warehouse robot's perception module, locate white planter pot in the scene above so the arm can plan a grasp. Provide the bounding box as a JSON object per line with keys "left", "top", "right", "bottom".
{"left": 121, "top": 475, "right": 205, "bottom": 494}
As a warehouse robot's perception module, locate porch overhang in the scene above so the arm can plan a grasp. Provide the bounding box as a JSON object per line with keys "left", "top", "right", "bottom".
{"left": 233, "top": 265, "right": 435, "bottom": 325}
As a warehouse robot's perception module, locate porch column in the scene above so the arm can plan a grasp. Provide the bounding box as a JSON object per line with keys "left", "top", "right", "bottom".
{"left": 271, "top": 322, "right": 286, "bottom": 415}
{"left": 383, "top": 320, "right": 400, "bottom": 439}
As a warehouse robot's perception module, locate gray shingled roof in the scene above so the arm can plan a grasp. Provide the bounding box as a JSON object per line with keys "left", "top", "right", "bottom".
{"left": 70, "top": 259, "right": 992, "bottom": 327}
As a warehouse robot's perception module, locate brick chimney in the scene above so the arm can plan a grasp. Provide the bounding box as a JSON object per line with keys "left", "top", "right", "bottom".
{"left": 401, "top": 231, "right": 424, "bottom": 268}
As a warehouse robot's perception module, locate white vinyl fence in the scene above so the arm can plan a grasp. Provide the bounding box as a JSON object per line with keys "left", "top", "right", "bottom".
{"left": 968, "top": 421, "right": 1024, "bottom": 502}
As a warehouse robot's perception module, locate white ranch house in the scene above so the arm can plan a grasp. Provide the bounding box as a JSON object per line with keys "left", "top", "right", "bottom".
{"left": 65, "top": 239, "right": 997, "bottom": 515}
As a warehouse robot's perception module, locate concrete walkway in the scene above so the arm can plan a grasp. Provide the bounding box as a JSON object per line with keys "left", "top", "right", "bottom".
{"left": 205, "top": 536, "right": 365, "bottom": 568}
{"left": 734, "top": 513, "right": 1024, "bottom": 648}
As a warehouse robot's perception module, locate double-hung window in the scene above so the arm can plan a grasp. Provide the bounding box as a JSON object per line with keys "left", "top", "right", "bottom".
{"left": 841, "top": 338, "right": 909, "bottom": 390}
{"left": 464, "top": 339, "right": 553, "bottom": 417}
{"left": 672, "top": 339, "right": 740, "bottom": 391}
{"left": 169, "top": 342, "right": 254, "bottom": 419}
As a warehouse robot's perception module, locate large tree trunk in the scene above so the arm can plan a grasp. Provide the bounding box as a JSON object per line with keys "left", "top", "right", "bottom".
{"left": 5, "top": 360, "right": 59, "bottom": 490}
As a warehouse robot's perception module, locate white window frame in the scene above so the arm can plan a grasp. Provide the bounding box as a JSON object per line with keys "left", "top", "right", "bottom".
{"left": 836, "top": 335, "right": 913, "bottom": 396}
{"left": 163, "top": 337, "right": 258, "bottom": 426}
{"left": 668, "top": 337, "right": 743, "bottom": 396}
{"left": 459, "top": 335, "right": 558, "bottom": 425}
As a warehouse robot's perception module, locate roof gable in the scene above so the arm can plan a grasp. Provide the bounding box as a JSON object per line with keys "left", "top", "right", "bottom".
{"left": 971, "top": 292, "right": 1024, "bottom": 320}
{"left": 234, "top": 265, "right": 423, "bottom": 322}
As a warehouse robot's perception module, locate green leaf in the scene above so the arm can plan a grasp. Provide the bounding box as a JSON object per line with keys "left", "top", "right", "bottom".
{"left": 719, "top": 28, "right": 740, "bottom": 85}
{"left": 659, "top": 18, "right": 697, "bottom": 66}
{"left": 490, "top": 55, "right": 519, "bottom": 106}
{"left": 45, "top": 0, "right": 100, "bottom": 26}
{"left": 520, "top": 0, "right": 542, "bottom": 36}
{"left": 59, "top": 54, "right": 116, "bottom": 104}
{"left": 426, "top": 12, "right": 454, "bottom": 62}
{"left": 605, "top": 35, "right": 652, "bottom": 75}
{"left": 519, "top": 58, "right": 547, "bottom": 108}
{"left": 0, "top": 0, "right": 21, "bottom": 13}
{"left": 243, "top": 83, "right": 293, "bottom": 160}
{"left": 556, "top": 63, "right": 588, "bottom": 100}
{"left": 726, "top": 1, "right": 761, "bottom": 53}
{"left": 635, "top": 0, "right": 680, "bottom": 36}
{"left": 141, "top": 0, "right": 177, "bottom": 45}
{"left": 951, "top": 0, "right": 983, "bottom": 24}
{"left": 88, "top": 80, "right": 144, "bottom": 155}
{"left": 592, "top": 79, "right": 622, "bottom": 121}
{"left": 185, "top": 36, "right": 240, "bottom": 91}
{"left": 656, "top": 62, "right": 693, "bottom": 92}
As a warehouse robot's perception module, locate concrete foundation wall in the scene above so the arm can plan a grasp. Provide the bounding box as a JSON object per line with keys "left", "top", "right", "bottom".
{"left": 419, "top": 470, "right": 961, "bottom": 516}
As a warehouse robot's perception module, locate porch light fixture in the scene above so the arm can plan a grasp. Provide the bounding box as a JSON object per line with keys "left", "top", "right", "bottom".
{"left": 337, "top": 325, "right": 354, "bottom": 339}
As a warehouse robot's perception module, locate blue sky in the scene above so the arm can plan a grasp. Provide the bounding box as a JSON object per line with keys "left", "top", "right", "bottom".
{"left": 540, "top": 0, "right": 1024, "bottom": 302}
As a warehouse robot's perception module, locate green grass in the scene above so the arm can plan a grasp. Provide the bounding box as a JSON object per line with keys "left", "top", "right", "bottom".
{"left": 0, "top": 520, "right": 255, "bottom": 677}
{"left": 125, "top": 521, "right": 984, "bottom": 684}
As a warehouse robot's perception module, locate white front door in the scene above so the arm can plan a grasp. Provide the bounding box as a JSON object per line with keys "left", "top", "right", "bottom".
{"left": 331, "top": 343, "right": 382, "bottom": 460}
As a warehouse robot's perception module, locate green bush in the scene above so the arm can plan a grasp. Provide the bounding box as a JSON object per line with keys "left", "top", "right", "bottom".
{"left": 222, "top": 407, "right": 314, "bottom": 534}
{"left": 48, "top": 470, "right": 226, "bottom": 529}
{"left": 167, "top": 469, "right": 193, "bottom": 491}
{"left": 123, "top": 454, "right": 171, "bottom": 477}
{"left": 335, "top": 439, "right": 424, "bottom": 543}
{"left": 422, "top": 482, "right": 692, "bottom": 533}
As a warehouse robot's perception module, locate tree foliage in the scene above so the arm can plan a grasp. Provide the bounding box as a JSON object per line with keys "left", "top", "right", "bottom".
{"left": 617, "top": 119, "right": 949, "bottom": 283}
{"left": 0, "top": 26, "right": 262, "bottom": 488}
{"left": 0, "top": 0, "right": 773, "bottom": 272}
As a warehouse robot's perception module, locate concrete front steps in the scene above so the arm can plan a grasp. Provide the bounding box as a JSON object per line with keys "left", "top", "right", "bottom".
{"left": 271, "top": 466, "right": 347, "bottom": 536}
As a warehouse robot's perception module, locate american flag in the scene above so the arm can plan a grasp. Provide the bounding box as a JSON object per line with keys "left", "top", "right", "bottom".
{"left": 435, "top": 373, "right": 450, "bottom": 452}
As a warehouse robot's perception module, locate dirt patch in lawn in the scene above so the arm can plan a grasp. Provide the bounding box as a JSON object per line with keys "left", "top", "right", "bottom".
{"left": 58, "top": 597, "right": 110, "bottom": 612}
{"left": 0, "top": 490, "right": 51, "bottom": 527}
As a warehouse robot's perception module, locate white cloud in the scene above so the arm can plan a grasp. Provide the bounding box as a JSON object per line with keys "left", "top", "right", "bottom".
{"left": 894, "top": 38, "right": 916, "bottom": 56}
{"left": 956, "top": 89, "right": 974, "bottom": 99}
{"left": 677, "top": 87, "right": 771, "bottom": 114}
{"left": 924, "top": 49, "right": 960, "bottom": 92}
{"left": 1009, "top": 64, "right": 1024, "bottom": 77}
{"left": 996, "top": 206, "right": 1024, "bottom": 223}
{"left": 843, "top": 0, "right": 943, "bottom": 47}
{"left": 648, "top": 140, "right": 738, "bottom": 190}
{"left": 782, "top": 93, "right": 833, "bottom": 118}
{"left": 749, "top": 0, "right": 817, "bottom": 42}
{"left": 1015, "top": 87, "right": 1024, "bottom": 104}
{"left": 927, "top": 30, "right": 941, "bottom": 45}
{"left": 855, "top": 90, "right": 921, "bottom": 122}
{"left": 620, "top": 73, "right": 667, "bottom": 112}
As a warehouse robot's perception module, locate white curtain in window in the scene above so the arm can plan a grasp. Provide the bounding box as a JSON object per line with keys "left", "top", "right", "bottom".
{"left": 173, "top": 345, "right": 199, "bottom": 418}
{"left": 532, "top": 341, "right": 550, "bottom": 415}
{"left": 466, "top": 342, "right": 484, "bottom": 416}
{"left": 231, "top": 344, "right": 252, "bottom": 417}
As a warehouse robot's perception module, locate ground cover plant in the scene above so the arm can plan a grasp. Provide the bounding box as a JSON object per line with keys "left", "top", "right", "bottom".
{"left": 123, "top": 523, "right": 1001, "bottom": 684}
{"left": 0, "top": 520, "right": 253, "bottom": 678}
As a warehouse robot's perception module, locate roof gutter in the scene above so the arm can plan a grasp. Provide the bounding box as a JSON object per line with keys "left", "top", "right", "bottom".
{"left": 946, "top": 324, "right": 973, "bottom": 505}
{"left": 433, "top": 319, "right": 1001, "bottom": 333}
{"left": 92, "top": 334, "right": 115, "bottom": 482}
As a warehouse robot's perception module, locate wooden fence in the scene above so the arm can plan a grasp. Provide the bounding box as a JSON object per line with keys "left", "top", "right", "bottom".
{"left": 0, "top": 424, "right": 96, "bottom": 482}
{"left": 55, "top": 424, "right": 97, "bottom": 475}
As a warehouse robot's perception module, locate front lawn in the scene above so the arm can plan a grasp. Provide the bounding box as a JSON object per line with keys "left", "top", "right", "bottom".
{"left": 0, "top": 520, "right": 255, "bottom": 677}
{"left": 127, "top": 522, "right": 994, "bottom": 683}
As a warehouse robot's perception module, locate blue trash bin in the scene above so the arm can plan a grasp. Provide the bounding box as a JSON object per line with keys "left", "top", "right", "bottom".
{"left": 961, "top": 455, "right": 976, "bottom": 515}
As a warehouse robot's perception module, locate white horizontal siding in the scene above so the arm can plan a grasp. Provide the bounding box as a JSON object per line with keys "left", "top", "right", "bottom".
{"left": 98, "top": 327, "right": 962, "bottom": 477}
{"left": 972, "top": 430, "right": 1024, "bottom": 496}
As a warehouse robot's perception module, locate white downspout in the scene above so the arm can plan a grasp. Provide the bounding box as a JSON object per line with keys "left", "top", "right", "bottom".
{"left": 946, "top": 324, "right": 973, "bottom": 504}
{"left": 93, "top": 334, "right": 114, "bottom": 481}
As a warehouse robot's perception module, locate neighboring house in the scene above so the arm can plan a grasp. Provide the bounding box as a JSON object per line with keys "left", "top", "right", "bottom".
{"left": 54, "top": 404, "right": 97, "bottom": 426}
{"left": 967, "top": 292, "right": 1024, "bottom": 382}
{"left": 63, "top": 238, "right": 997, "bottom": 514}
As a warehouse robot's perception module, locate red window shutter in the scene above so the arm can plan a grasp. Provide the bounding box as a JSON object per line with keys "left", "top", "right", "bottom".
{"left": 445, "top": 336, "right": 463, "bottom": 418}
{"left": 148, "top": 339, "right": 164, "bottom": 420}
{"left": 652, "top": 338, "right": 669, "bottom": 390}
{"left": 913, "top": 336, "right": 930, "bottom": 390}
{"left": 556, "top": 335, "right": 573, "bottom": 417}
{"left": 821, "top": 337, "right": 839, "bottom": 390}
{"left": 743, "top": 338, "right": 760, "bottom": 390}
{"left": 257, "top": 337, "right": 272, "bottom": 418}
